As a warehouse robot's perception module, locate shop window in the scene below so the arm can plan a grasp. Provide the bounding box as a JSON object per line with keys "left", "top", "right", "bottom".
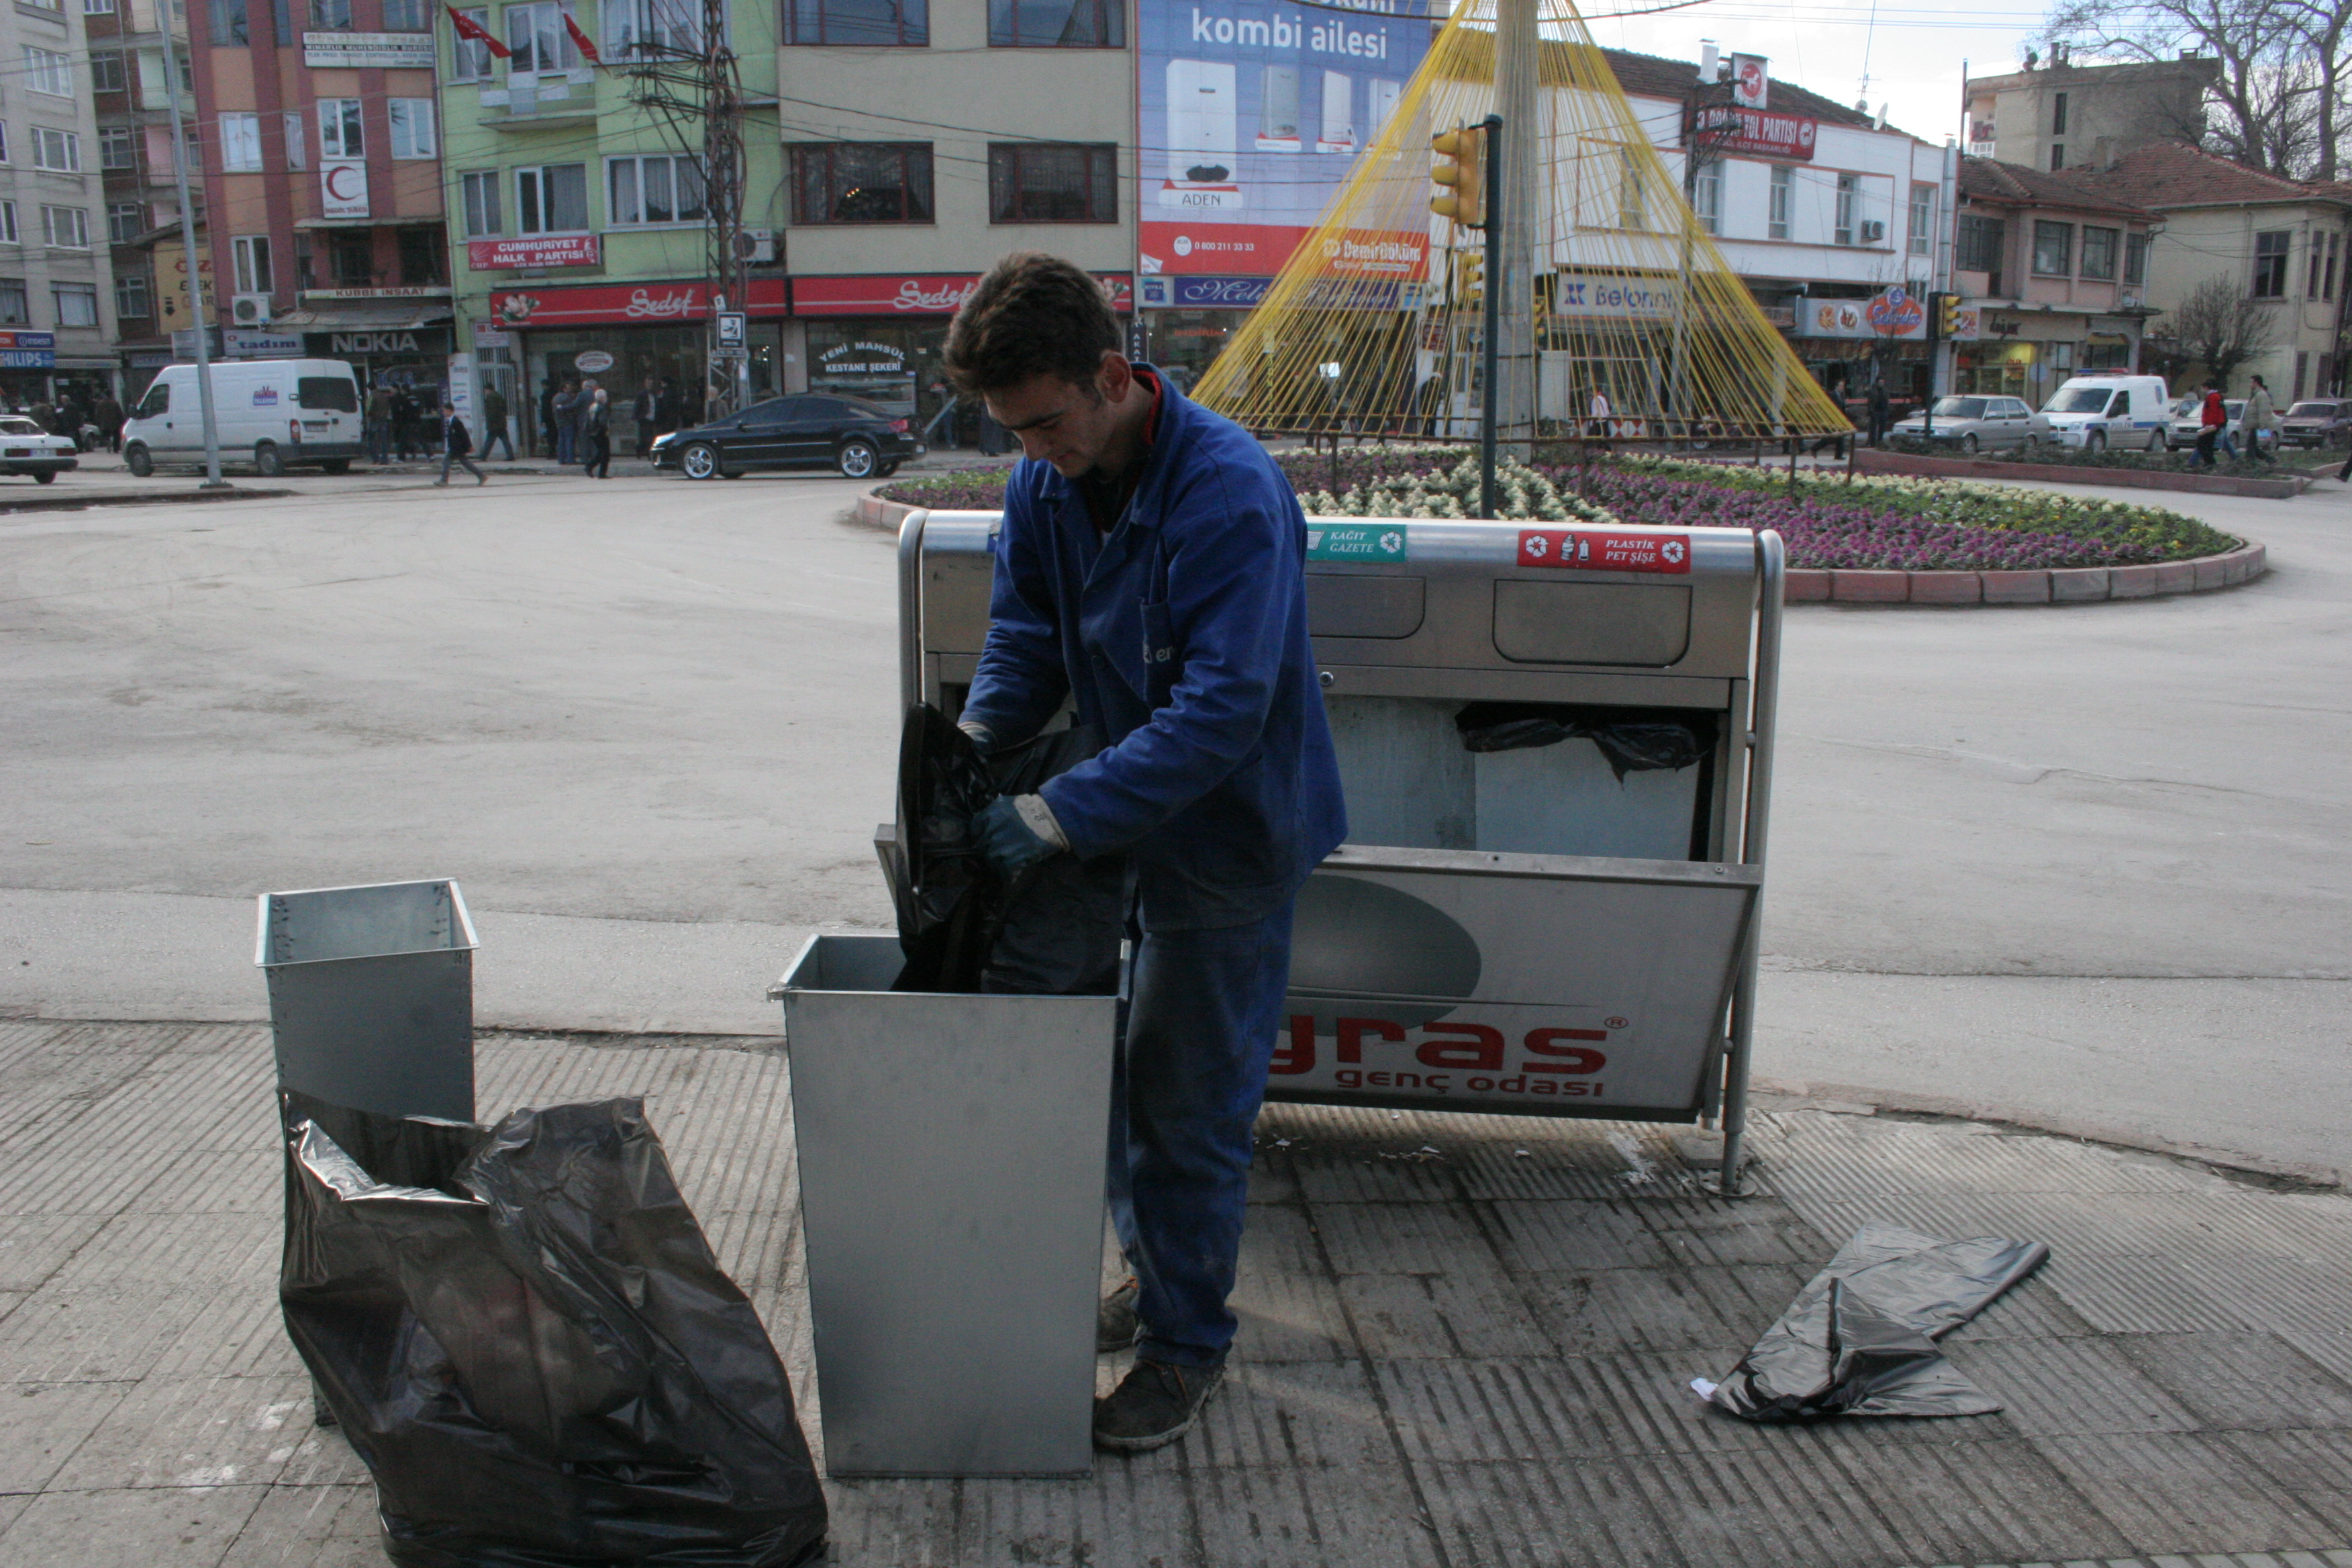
{"left": 219, "top": 113, "right": 261, "bottom": 171}
{"left": 2252, "top": 229, "right": 2290, "bottom": 297}
{"left": 1693, "top": 164, "right": 1720, "bottom": 236}
{"left": 0, "top": 280, "right": 26, "bottom": 324}
{"left": 790, "top": 0, "right": 926, "bottom": 46}
{"left": 389, "top": 99, "right": 436, "bottom": 158}
{"left": 517, "top": 162, "right": 589, "bottom": 232}
{"left": 90, "top": 52, "right": 126, "bottom": 93}
{"left": 790, "top": 142, "right": 932, "bottom": 224}
{"left": 52, "top": 283, "right": 98, "bottom": 327}
{"left": 461, "top": 170, "right": 503, "bottom": 237}
{"left": 2123, "top": 231, "right": 2147, "bottom": 286}
{"left": 602, "top": 0, "right": 709, "bottom": 60}
{"left": 1767, "top": 164, "right": 1790, "bottom": 240}
{"left": 505, "top": 2, "right": 583, "bottom": 72}
{"left": 311, "top": 0, "right": 353, "bottom": 28}
{"left": 987, "top": 143, "right": 1115, "bottom": 223}
{"left": 32, "top": 127, "right": 81, "bottom": 173}
{"left": 398, "top": 225, "right": 444, "bottom": 285}
{"left": 2079, "top": 225, "right": 2116, "bottom": 281}
{"left": 2031, "top": 219, "right": 2072, "bottom": 276}
{"left": 233, "top": 234, "right": 271, "bottom": 294}
{"left": 451, "top": 6, "right": 495, "bottom": 76}
{"left": 108, "top": 201, "right": 143, "bottom": 244}
{"left": 2082, "top": 340, "right": 2130, "bottom": 371}
{"left": 26, "top": 48, "right": 76, "bottom": 97}
{"left": 988, "top": 0, "right": 1120, "bottom": 48}
{"left": 101, "top": 127, "right": 136, "bottom": 170}
{"left": 607, "top": 153, "right": 706, "bottom": 225}
{"left": 326, "top": 229, "right": 372, "bottom": 287}
{"left": 1834, "top": 173, "right": 1857, "bottom": 246}
{"left": 40, "top": 205, "right": 88, "bottom": 248}
{"left": 319, "top": 98, "right": 363, "bottom": 159}
{"left": 1908, "top": 181, "right": 1933, "bottom": 256}
{"left": 115, "top": 272, "right": 149, "bottom": 317}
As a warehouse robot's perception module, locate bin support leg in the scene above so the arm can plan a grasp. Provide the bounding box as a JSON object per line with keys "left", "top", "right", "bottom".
{"left": 1716, "top": 529, "right": 1783, "bottom": 1198}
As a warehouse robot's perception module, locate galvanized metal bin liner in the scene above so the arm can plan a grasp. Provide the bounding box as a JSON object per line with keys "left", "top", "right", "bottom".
{"left": 777, "top": 932, "right": 1116, "bottom": 1479}
{"left": 254, "top": 879, "right": 477, "bottom": 1122}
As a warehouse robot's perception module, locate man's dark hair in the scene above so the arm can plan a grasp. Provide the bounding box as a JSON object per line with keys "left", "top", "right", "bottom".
{"left": 941, "top": 252, "right": 1120, "bottom": 395}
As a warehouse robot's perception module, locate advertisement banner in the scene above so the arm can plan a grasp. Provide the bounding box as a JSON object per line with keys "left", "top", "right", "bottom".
{"left": 1687, "top": 104, "right": 1817, "bottom": 161}
{"left": 467, "top": 234, "right": 601, "bottom": 271}
{"left": 1138, "top": 0, "right": 1432, "bottom": 278}
{"left": 301, "top": 30, "right": 435, "bottom": 66}
{"left": 1802, "top": 288, "right": 1928, "bottom": 342}
{"left": 0, "top": 330, "right": 56, "bottom": 370}
{"left": 793, "top": 272, "right": 1133, "bottom": 316}
{"left": 488, "top": 278, "right": 788, "bottom": 328}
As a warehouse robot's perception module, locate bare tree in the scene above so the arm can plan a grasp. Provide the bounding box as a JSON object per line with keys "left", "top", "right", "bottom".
{"left": 2039, "top": 0, "right": 2352, "bottom": 179}
{"left": 2147, "top": 275, "right": 2284, "bottom": 387}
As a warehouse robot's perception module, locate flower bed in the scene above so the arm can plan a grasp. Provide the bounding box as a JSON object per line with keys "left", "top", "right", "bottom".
{"left": 875, "top": 446, "right": 2238, "bottom": 572}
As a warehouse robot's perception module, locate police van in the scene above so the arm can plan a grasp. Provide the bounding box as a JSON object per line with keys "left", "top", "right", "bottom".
{"left": 121, "top": 358, "right": 364, "bottom": 477}
{"left": 2037, "top": 375, "right": 2171, "bottom": 452}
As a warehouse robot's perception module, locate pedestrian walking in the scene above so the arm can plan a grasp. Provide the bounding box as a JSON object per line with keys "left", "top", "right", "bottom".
{"left": 365, "top": 383, "right": 393, "bottom": 464}
{"left": 434, "top": 403, "right": 486, "bottom": 485}
{"left": 94, "top": 392, "right": 123, "bottom": 452}
{"left": 1587, "top": 387, "right": 1613, "bottom": 452}
{"left": 393, "top": 389, "right": 425, "bottom": 461}
{"left": 581, "top": 387, "right": 612, "bottom": 478}
{"left": 2241, "top": 375, "right": 2275, "bottom": 463}
{"left": 1867, "top": 379, "right": 1892, "bottom": 447}
{"left": 481, "top": 385, "right": 513, "bottom": 460}
{"left": 553, "top": 379, "right": 582, "bottom": 464}
{"left": 632, "top": 377, "right": 659, "bottom": 458}
{"left": 940, "top": 252, "right": 1345, "bottom": 1454}
{"left": 2194, "top": 380, "right": 2226, "bottom": 469}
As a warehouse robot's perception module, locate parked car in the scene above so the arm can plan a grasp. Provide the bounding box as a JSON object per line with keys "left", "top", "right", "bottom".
{"left": 2037, "top": 375, "right": 2171, "bottom": 451}
{"left": 0, "top": 414, "right": 79, "bottom": 483}
{"left": 2277, "top": 399, "right": 2352, "bottom": 448}
{"left": 2164, "top": 397, "right": 2281, "bottom": 453}
{"left": 1888, "top": 395, "right": 2053, "bottom": 452}
{"left": 651, "top": 394, "right": 924, "bottom": 480}
{"left": 121, "top": 359, "right": 363, "bottom": 477}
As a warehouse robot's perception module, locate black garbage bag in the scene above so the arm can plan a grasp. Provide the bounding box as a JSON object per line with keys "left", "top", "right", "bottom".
{"left": 891, "top": 702, "right": 1125, "bottom": 995}
{"left": 1454, "top": 701, "right": 1716, "bottom": 781}
{"left": 280, "top": 1091, "right": 828, "bottom": 1568}
{"left": 1700, "top": 1220, "right": 2049, "bottom": 1422}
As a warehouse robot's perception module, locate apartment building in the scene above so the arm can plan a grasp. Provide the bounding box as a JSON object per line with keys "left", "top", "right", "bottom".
{"left": 0, "top": 0, "right": 121, "bottom": 405}
{"left": 1964, "top": 52, "right": 2217, "bottom": 174}
{"left": 87, "top": 0, "right": 193, "bottom": 397}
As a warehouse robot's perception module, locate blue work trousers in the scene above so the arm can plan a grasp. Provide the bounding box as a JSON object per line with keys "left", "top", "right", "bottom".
{"left": 556, "top": 422, "right": 579, "bottom": 464}
{"left": 1107, "top": 899, "right": 1295, "bottom": 1369}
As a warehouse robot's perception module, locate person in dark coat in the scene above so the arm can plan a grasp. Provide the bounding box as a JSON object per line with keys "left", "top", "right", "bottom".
{"left": 1867, "top": 379, "right": 1893, "bottom": 446}
{"left": 434, "top": 402, "right": 485, "bottom": 485}
{"left": 552, "top": 379, "right": 582, "bottom": 464}
{"left": 480, "top": 385, "right": 513, "bottom": 460}
{"left": 95, "top": 393, "right": 124, "bottom": 452}
{"left": 538, "top": 377, "right": 559, "bottom": 457}
{"left": 632, "top": 377, "right": 659, "bottom": 457}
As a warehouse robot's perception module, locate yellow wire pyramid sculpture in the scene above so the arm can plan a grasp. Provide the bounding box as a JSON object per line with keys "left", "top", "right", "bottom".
{"left": 1192, "top": 0, "right": 1854, "bottom": 446}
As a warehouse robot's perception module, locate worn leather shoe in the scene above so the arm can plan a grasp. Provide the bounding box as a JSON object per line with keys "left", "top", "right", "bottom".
{"left": 1093, "top": 1358, "right": 1222, "bottom": 1452}
{"left": 1097, "top": 1278, "right": 1141, "bottom": 1353}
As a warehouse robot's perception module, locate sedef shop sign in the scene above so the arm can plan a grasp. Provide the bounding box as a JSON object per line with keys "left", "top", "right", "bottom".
{"left": 489, "top": 278, "right": 787, "bottom": 328}
{"left": 793, "top": 272, "right": 1133, "bottom": 316}
{"left": 1517, "top": 529, "right": 1692, "bottom": 574}
{"left": 468, "top": 234, "right": 601, "bottom": 271}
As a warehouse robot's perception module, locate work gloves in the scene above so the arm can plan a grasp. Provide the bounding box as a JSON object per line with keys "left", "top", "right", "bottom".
{"left": 973, "top": 793, "right": 1067, "bottom": 879}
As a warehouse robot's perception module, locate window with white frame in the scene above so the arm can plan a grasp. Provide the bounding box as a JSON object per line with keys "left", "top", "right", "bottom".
{"left": 516, "top": 162, "right": 588, "bottom": 232}
{"left": 31, "top": 128, "right": 80, "bottom": 173}
{"left": 383, "top": 0, "right": 429, "bottom": 26}
{"left": 1768, "top": 164, "right": 1791, "bottom": 240}
{"left": 115, "top": 272, "right": 150, "bottom": 317}
{"left": 1908, "top": 181, "right": 1933, "bottom": 256}
{"left": 602, "top": 0, "right": 707, "bottom": 59}
{"left": 606, "top": 152, "right": 705, "bottom": 225}
{"left": 21, "top": 0, "right": 61, "bottom": 13}
{"left": 451, "top": 7, "right": 494, "bottom": 77}
{"left": 0, "top": 204, "right": 17, "bottom": 244}
{"left": 219, "top": 112, "right": 262, "bottom": 170}
{"left": 100, "top": 126, "right": 135, "bottom": 169}
{"left": 505, "top": 2, "right": 581, "bottom": 72}
{"left": 85, "top": 0, "right": 117, "bottom": 11}
{"left": 26, "top": 49, "right": 76, "bottom": 97}
{"left": 2252, "top": 228, "right": 2290, "bottom": 297}
{"left": 0, "top": 122, "right": 9, "bottom": 163}
{"left": 41, "top": 205, "right": 88, "bottom": 248}
{"left": 0, "top": 281, "right": 24, "bottom": 324}
{"left": 52, "top": 282, "right": 98, "bottom": 327}
{"left": 233, "top": 234, "right": 271, "bottom": 293}
{"left": 389, "top": 99, "right": 436, "bottom": 158}
{"left": 107, "top": 200, "right": 143, "bottom": 243}
{"left": 90, "top": 52, "right": 126, "bottom": 93}
{"left": 311, "top": 0, "right": 353, "bottom": 27}
{"left": 1616, "top": 146, "right": 1647, "bottom": 230}
{"left": 1693, "top": 162, "right": 1721, "bottom": 235}
{"left": 460, "top": 170, "right": 502, "bottom": 236}
{"left": 318, "top": 98, "right": 362, "bottom": 158}
{"left": 283, "top": 112, "right": 306, "bottom": 168}
{"left": 1834, "top": 173, "right": 1857, "bottom": 246}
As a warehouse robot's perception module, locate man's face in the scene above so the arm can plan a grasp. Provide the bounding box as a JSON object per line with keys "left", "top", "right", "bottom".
{"left": 985, "top": 354, "right": 1128, "bottom": 477}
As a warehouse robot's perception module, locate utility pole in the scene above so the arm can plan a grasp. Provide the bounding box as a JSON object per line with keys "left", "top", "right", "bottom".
{"left": 1491, "top": 0, "right": 1538, "bottom": 456}
{"left": 160, "top": 23, "right": 226, "bottom": 488}
{"left": 701, "top": 0, "right": 748, "bottom": 420}
{"left": 1480, "top": 115, "right": 1503, "bottom": 518}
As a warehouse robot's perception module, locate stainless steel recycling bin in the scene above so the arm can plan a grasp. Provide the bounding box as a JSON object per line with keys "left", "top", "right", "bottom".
{"left": 774, "top": 933, "right": 1116, "bottom": 1479}
{"left": 254, "top": 878, "right": 477, "bottom": 1122}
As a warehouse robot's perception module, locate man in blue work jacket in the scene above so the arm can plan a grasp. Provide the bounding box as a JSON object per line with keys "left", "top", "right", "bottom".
{"left": 941, "top": 253, "right": 1346, "bottom": 1452}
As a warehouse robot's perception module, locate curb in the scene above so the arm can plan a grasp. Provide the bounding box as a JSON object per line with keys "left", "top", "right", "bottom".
{"left": 1854, "top": 445, "right": 2311, "bottom": 498}
{"left": 854, "top": 491, "right": 916, "bottom": 532}
{"left": 1786, "top": 540, "right": 2265, "bottom": 605}
{"left": 0, "top": 484, "right": 295, "bottom": 515}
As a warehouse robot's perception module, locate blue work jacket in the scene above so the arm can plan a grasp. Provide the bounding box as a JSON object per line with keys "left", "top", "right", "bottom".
{"left": 961, "top": 371, "right": 1346, "bottom": 931}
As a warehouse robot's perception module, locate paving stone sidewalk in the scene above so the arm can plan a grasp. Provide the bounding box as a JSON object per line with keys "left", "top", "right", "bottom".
{"left": 1, "top": 1019, "right": 2347, "bottom": 1567}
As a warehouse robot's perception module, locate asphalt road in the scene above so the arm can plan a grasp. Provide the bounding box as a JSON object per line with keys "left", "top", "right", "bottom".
{"left": 1, "top": 462, "right": 2344, "bottom": 1179}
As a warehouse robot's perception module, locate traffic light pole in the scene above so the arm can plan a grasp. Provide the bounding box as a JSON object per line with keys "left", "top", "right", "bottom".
{"left": 1479, "top": 113, "right": 1502, "bottom": 520}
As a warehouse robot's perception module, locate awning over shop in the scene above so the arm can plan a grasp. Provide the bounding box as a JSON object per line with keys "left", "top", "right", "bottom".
{"left": 273, "top": 302, "right": 454, "bottom": 333}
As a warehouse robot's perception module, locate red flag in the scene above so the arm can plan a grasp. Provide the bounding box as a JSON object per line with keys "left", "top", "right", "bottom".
{"left": 562, "top": 10, "right": 601, "bottom": 62}
{"left": 446, "top": 3, "right": 511, "bottom": 57}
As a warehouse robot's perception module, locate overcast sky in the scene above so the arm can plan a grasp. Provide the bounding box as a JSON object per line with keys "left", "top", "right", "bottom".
{"left": 1590, "top": 0, "right": 2054, "bottom": 150}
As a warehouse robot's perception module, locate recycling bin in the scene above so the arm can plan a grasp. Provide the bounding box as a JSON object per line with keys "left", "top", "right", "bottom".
{"left": 773, "top": 932, "right": 1116, "bottom": 1478}
{"left": 898, "top": 505, "right": 1781, "bottom": 1187}
{"left": 254, "top": 878, "right": 477, "bottom": 1123}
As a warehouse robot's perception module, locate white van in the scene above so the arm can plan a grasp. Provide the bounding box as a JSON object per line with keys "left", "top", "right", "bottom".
{"left": 121, "top": 359, "right": 363, "bottom": 477}
{"left": 2038, "top": 375, "right": 2171, "bottom": 452}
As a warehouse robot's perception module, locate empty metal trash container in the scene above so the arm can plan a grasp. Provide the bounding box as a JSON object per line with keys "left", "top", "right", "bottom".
{"left": 775, "top": 932, "right": 1116, "bottom": 1479}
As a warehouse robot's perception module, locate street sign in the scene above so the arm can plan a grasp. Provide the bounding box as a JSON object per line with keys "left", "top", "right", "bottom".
{"left": 714, "top": 311, "right": 746, "bottom": 348}
{"left": 707, "top": 346, "right": 748, "bottom": 361}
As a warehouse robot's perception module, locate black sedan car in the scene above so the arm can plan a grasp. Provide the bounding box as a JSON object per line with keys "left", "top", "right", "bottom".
{"left": 651, "top": 393, "right": 924, "bottom": 480}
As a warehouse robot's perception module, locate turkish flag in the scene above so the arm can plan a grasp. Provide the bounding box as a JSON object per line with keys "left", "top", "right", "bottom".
{"left": 563, "top": 11, "right": 601, "bottom": 62}
{"left": 445, "top": 4, "right": 511, "bottom": 57}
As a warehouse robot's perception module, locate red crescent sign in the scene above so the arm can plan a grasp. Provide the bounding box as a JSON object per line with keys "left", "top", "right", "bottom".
{"left": 325, "top": 166, "right": 361, "bottom": 199}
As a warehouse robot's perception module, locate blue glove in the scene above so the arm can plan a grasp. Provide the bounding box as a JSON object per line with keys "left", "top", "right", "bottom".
{"left": 973, "top": 793, "right": 1063, "bottom": 879}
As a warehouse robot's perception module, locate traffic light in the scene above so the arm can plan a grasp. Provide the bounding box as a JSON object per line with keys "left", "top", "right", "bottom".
{"left": 1430, "top": 124, "right": 1487, "bottom": 228}
{"left": 1933, "top": 291, "right": 1961, "bottom": 340}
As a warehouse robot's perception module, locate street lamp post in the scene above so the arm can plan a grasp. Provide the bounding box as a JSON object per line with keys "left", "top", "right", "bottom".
{"left": 160, "top": 23, "right": 226, "bottom": 489}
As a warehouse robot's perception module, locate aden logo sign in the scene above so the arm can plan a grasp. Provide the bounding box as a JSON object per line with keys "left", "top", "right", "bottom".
{"left": 321, "top": 160, "right": 368, "bottom": 219}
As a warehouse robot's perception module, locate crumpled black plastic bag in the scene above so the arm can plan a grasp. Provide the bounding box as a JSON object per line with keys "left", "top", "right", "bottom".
{"left": 1702, "top": 1220, "right": 2049, "bottom": 1422}
{"left": 1454, "top": 701, "right": 1716, "bottom": 780}
{"left": 279, "top": 1091, "right": 828, "bottom": 1568}
{"left": 891, "top": 703, "right": 1125, "bottom": 995}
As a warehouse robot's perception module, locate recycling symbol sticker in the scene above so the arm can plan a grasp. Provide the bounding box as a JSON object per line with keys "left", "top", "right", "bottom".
{"left": 1307, "top": 524, "right": 1410, "bottom": 563}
